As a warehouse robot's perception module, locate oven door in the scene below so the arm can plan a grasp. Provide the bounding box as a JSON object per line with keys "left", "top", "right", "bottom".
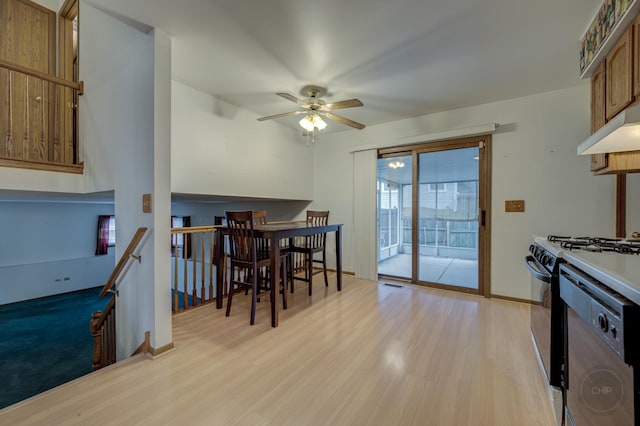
{"left": 526, "top": 255, "right": 559, "bottom": 387}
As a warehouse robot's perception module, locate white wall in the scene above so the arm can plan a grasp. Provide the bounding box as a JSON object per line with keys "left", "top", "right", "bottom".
{"left": 313, "top": 85, "right": 616, "bottom": 301}
{"left": 0, "top": 201, "right": 115, "bottom": 304}
{"left": 80, "top": 3, "right": 172, "bottom": 358}
{"left": 171, "top": 81, "right": 313, "bottom": 201}
{"left": 0, "top": 201, "right": 112, "bottom": 266}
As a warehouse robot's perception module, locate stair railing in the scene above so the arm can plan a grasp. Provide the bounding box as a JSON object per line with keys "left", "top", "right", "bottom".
{"left": 90, "top": 227, "right": 148, "bottom": 370}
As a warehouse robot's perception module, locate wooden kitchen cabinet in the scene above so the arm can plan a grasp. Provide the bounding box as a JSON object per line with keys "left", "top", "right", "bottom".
{"left": 634, "top": 14, "right": 640, "bottom": 97}
{"left": 592, "top": 151, "right": 640, "bottom": 175}
{"left": 606, "top": 26, "right": 634, "bottom": 120}
{"left": 591, "top": 61, "right": 608, "bottom": 171}
{"left": 591, "top": 61, "right": 607, "bottom": 133}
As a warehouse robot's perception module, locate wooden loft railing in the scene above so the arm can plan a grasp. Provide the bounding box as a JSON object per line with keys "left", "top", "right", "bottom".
{"left": 91, "top": 227, "right": 148, "bottom": 370}
{"left": 171, "top": 226, "right": 219, "bottom": 313}
{"left": 0, "top": 59, "right": 84, "bottom": 174}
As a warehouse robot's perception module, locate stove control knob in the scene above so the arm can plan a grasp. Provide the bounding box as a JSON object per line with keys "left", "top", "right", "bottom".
{"left": 541, "top": 254, "right": 549, "bottom": 265}
{"left": 598, "top": 313, "right": 609, "bottom": 333}
{"left": 529, "top": 244, "right": 535, "bottom": 254}
{"left": 611, "top": 326, "right": 617, "bottom": 339}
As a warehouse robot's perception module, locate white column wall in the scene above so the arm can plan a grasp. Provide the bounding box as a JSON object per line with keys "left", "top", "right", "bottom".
{"left": 151, "top": 29, "right": 172, "bottom": 351}
{"left": 80, "top": 3, "right": 171, "bottom": 358}
{"left": 313, "top": 85, "right": 617, "bottom": 301}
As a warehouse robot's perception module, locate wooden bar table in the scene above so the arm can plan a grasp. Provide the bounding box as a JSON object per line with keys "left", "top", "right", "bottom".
{"left": 214, "top": 222, "right": 343, "bottom": 327}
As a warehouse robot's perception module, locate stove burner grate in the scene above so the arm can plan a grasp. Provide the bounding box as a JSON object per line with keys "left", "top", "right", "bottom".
{"left": 551, "top": 235, "right": 640, "bottom": 255}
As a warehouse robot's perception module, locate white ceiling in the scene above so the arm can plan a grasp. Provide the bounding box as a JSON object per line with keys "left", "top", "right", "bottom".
{"left": 86, "top": 0, "right": 601, "bottom": 132}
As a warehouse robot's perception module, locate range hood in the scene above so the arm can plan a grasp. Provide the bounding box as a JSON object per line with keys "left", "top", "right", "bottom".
{"left": 578, "top": 104, "right": 640, "bottom": 155}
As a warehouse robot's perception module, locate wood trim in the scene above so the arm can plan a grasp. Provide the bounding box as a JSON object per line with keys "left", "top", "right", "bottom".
{"left": 150, "top": 342, "right": 175, "bottom": 357}
{"left": 616, "top": 174, "right": 627, "bottom": 238}
{"left": 491, "top": 293, "right": 541, "bottom": 305}
{"left": 480, "top": 136, "right": 492, "bottom": 297}
{"left": 411, "top": 151, "right": 418, "bottom": 282}
{"left": 59, "top": 0, "right": 78, "bottom": 17}
{"left": 0, "top": 59, "right": 82, "bottom": 91}
{"left": 379, "top": 135, "right": 488, "bottom": 157}
{"left": 416, "top": 280, "right": 481, "bottom": 295}
{"left": 0, "top": 156, "right": 84, "bottom": 173}
{"left": 131, "top": 331, "right": 151, "bottom": 356}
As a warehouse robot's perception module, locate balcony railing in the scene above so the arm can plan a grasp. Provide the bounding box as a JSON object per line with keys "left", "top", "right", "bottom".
{"left": 0, "top": 59, "right": 84, "bottom": 173}
{"left": 171, "top": 226, "right": 219, "bottom": 313}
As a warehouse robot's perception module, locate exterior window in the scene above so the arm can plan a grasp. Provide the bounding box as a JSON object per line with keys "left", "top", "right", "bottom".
{"left": 171, "top": 216, "right": 185, "bottom": 247}
{"left": 108, "top": 216, "right": 116, "bottom": 246}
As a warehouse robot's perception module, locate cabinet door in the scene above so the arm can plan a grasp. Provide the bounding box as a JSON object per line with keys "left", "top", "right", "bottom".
{"left": 606, "top": 27, "right": 633, "bottom": 120}
{"left": 591, "top": 61, "right": 606, "bottom": 133}
{"left": 591, "top": 153, "right": 608, "bottom": 172}
{"left": 591, "top": 62, "right": 608, "bottom": 172}
{"left": 634, "top": 15, "right": 640, "bottom": 97}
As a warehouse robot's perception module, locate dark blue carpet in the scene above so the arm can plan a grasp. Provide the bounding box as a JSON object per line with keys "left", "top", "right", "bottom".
{"left": 0, "top": 287, "right": 106, "bottom": 409}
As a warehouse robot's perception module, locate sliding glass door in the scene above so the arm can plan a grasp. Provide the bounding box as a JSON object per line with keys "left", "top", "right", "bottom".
{"left": 377, "top": 155, "right": 411, "bottom": 279}
{"left": 376, "top": 137, "right": 489, "bottom": 295}
{"left": 418, "top": 148, "right": 479, "bottom": 289}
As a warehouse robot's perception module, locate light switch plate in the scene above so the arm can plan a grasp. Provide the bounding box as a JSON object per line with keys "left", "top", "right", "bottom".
{"left": 505, "top": 199, "right": 525, "bottom": 212}
{"left": 142, "top": 193, "right": 152, "bottom": 213}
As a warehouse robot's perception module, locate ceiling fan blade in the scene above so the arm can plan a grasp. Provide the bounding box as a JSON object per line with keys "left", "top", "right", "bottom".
{"left": 323, "top": 112, "right": 366, "bottom": 130}
{"left": 321, "top": 99, "right": 363, "bottom": 110}
{"left": 276, "top": 92, "right": 305, "bottom": 106}
{"left": 257, "top": 111, "right": 304, "bottom": 121}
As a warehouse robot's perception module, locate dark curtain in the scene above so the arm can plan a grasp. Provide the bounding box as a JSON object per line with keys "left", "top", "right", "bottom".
{"left": 183, "top": 216, "right": 191, "bottom": 259}
{"left": 95, "top": 215, "right": 111, "bottom": 256}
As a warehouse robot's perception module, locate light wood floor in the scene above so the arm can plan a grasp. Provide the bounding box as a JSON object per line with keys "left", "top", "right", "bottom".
{"left": 0, "top": 274, "right": 554, "bottom": 425}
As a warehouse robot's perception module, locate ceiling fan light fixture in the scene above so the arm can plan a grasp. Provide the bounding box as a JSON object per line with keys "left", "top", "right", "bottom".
{"left": 299, "top": 115, "right": 315, "bottom": 132}
{"left": 388, "top": 161, "right": 405, "bottom": 169}
{"left": 312, "top": 114, "right": 327, "bottom": 130}
{"left": 299, "top": 113, "right": 327, "bottom": 132}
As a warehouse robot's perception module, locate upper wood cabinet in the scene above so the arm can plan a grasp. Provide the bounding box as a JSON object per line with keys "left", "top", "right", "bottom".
{"left": 591, "top": 61, "right": 607, "bottom": 133}
{"left": 591, "top": 61, "right": 608, "bottom": 172}
{"left": 606, "top": 27, "right": 634, "bottom": 120}
{"left": 634, "top": 15, "right": 640, "bottom": 97}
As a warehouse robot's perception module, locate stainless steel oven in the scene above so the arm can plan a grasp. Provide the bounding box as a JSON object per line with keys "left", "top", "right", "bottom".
{"left": 560, "top": 263, "right": 639, "bottom": 425}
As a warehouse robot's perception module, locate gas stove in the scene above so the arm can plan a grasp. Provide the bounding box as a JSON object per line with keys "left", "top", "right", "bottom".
{"left": 547, "top": 235, "right": 640, "bottom": 254}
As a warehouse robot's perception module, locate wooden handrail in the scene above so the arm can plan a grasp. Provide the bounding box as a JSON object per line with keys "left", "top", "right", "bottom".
{"left": 0, "top": 58, "right": 84, "bottom": 93}
{"left": 170, "top": 225, "right": 216, "bottom": 234}
{"left": 91, "top": 296, "right": 115, "bottom": 331}
{"left": 100, "top": 227, "right": 148, "bottom": 297}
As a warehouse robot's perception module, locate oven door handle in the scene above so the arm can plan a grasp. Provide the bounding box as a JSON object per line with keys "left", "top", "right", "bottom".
{"left": 524, "top": 255, "right": 552, "bottom": 283}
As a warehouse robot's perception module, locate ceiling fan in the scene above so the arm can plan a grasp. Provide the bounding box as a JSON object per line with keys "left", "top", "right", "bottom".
{"left": 257, "top": 85, "right": 366, "bottom": 133}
